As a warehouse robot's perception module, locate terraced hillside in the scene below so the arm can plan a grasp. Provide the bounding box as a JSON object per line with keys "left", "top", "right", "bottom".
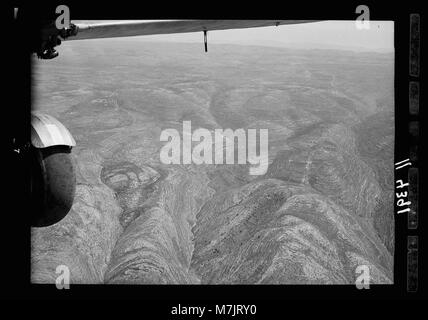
{"left": 31, "top": 40, "right": 394, "bottom": 284}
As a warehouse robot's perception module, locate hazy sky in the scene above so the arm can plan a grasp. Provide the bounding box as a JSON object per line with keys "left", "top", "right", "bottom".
{"left": 75, "top": 20, "right": 394, "bottom": 53}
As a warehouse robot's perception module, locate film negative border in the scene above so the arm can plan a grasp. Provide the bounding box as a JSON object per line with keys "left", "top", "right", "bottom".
{"left": 5, "top": 2, "right": 425, "bottom": 300}
{"left": 406, "top": 13, "right": 420, "bottom": 293}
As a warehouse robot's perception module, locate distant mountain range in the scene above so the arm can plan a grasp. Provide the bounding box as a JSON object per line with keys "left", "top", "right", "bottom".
{"left": 125, "top": 38, "right": 394, "bottom": 54}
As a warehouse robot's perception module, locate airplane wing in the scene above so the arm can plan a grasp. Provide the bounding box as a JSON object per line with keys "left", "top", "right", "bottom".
{"left": 67, "top": 20, "right": 320, "bottom": 41}
{"left": 36, "top": 20, "right": 321, "bottom": 58}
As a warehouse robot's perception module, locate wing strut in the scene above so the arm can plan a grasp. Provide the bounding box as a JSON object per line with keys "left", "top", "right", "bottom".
{"left": 203, "top": 30, "right": 208, "bottom": 52}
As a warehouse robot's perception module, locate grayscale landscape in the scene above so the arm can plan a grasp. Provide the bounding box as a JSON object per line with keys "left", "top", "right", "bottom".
{"left": 31, "top": 39, "right": 394, "bottom": 284}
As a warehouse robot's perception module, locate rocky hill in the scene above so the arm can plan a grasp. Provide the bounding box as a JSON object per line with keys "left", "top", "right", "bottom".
{"left": 31, "top": 41, "right": 394, "bottom": 284}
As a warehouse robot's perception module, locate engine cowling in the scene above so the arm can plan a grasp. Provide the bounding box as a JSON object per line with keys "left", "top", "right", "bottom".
{"left": 30, "top": 113, "right": 76, "bottom": 227}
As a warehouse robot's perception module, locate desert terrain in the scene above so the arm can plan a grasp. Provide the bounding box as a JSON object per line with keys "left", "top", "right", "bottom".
{"left": 31, "top": 39, "right": 394, "bottom": 284}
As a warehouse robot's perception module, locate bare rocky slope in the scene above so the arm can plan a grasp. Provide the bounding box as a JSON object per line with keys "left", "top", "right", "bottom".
{"left": 31, "top": 41, "right": 394, "bottom": 284}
